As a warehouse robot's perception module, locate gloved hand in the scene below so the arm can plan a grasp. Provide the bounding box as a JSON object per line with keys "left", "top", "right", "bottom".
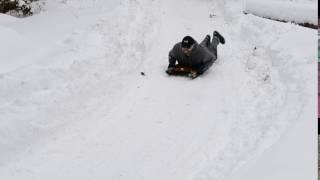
{"left": 166, "top": 67, "right": 175, "bottom": 75}
{"left": 187, "top": 70, "right": 198, "bottom": 79}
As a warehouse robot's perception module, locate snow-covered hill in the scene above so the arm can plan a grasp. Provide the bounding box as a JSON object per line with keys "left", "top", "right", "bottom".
{"left": 0, "top": 0, "right": 316, "bottom": 179}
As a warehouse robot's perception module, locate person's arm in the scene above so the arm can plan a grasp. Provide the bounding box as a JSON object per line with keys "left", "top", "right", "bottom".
{"left": 166, "top": 54, "right": 176, "bottom": 74}
{"left": 168, "top": 43, "right": 179, "bottom": 68}
{"left": 168, "top": 54, "right": 176, "bottom": 68}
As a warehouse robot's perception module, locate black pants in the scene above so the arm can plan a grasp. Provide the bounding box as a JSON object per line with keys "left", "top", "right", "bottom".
{"left": 194, "top": 35, "right": 219, "bottom": 74}
{"left": 200, "top": 35, "right": 219, "bottom": 59}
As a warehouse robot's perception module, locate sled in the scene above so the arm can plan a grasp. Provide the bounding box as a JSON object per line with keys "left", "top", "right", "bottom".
{"left": 166, "top": 66, "right": 198, "bottom": 79}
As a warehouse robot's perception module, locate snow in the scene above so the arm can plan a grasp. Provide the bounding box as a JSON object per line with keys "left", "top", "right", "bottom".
{"left": 0, "top": 0, "right": 317, "bottom": 180}
{"left": 225, "top": 101, "right": 317, "bottom": 180}
{"left": 245, "top": 0, "right": 317, "bottom": 25}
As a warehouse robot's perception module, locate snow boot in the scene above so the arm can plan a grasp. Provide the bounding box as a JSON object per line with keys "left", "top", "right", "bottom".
{"left": 213, "top": 31, "right": 225, "bottom": 44}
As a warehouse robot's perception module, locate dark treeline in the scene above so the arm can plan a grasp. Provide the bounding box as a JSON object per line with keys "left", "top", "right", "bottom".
{"left": 0, "top": 0, "right": 39, "bottom": 16}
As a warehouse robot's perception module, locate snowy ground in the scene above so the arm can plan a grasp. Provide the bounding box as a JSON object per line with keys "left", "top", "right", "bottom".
{"left": 245, "top": 0, "right": 317, "bottom": 25}
{"left": 0, "top": 0, "right": 317, "bottom": 179}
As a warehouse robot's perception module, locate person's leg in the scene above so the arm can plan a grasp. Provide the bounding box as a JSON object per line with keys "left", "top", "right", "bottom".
{"left": 200, "top": 35, "right": 211, "bottom": 48}
{"left": 195, "top": 60, "right": 214, "bottom": 75}
{"left": 209, "top": 31, "right": 225, "bottom": 58}
{"left": 209, "top": 36, "right": 219, "bottom": 58}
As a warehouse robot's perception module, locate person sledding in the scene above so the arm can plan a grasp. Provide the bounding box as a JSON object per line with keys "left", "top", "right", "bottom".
{"left": 166, "top": 31, "right": 225, "bottom": 78}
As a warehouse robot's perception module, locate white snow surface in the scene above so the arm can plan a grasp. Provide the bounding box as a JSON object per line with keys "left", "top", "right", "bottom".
{"left": 0, "top": 0, "right": 317, "bottom": 180}
{"left": 245, "top": 0, "right": 317, "bottom": 25}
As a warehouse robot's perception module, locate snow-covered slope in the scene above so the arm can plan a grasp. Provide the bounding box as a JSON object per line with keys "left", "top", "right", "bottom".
{"left": 0, "top": 0, "right": 316, "bottom": 179}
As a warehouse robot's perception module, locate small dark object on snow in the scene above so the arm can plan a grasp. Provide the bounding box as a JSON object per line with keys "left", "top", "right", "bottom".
{"left": 209, "top": 14, "right": 216, "bottom": 18}
{"left": 263, "top": 74, "right": 270, "bottom": 82}
{"left": 140, "top": 72, "right": 145, "bottom": 76}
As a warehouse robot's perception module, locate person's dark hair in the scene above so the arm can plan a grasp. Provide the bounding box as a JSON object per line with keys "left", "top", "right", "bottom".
{"left": 181, "top": 36, "right": 195, "bottom": 48}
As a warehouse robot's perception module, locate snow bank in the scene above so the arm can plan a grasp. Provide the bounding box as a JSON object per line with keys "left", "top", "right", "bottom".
{"left": 245, "top": 0, "right": 317, "bottom": 25}
{"left": 222, "top": 5, "right": 317, "bottom": 180}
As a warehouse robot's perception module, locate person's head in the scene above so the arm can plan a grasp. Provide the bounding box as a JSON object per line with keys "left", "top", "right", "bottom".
{"left": 181, "top": 36, "right": 195, "bottom": 56}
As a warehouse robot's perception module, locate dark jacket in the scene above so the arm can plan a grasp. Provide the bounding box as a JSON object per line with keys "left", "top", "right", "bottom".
{"left": 168, "top": 40, "right": 217, "bottom": 74}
